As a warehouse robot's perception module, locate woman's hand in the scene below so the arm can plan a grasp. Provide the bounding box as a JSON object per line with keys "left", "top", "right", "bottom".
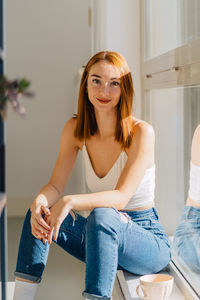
{"left": 30, "top": 199, "right": 51, "bottom": 243}
{"left": 45, "top": 196, "right": 73, "bottom": 244}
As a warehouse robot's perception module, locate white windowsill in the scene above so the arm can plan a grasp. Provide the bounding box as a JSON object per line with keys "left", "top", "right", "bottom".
{"left": 115, "top": 262, "right": 200, "bottom": 300}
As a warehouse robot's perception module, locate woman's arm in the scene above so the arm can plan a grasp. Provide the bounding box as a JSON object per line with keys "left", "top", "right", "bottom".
{"left": 30, "top": 118, "right": 80, "bottom": 240}
{"left": 46, "top": 122, "right": 155, "bottom": 242}
{"left": 34, "top": 118, "right": 80, "bottom": 207}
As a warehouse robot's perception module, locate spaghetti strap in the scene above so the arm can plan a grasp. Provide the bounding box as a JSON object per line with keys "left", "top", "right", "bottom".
{"left": 132, "top": 119, "right": 143, "bottom": 128}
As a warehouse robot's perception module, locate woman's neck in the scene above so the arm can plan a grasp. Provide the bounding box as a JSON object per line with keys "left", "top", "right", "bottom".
{"left": 94, "top": 109, "right": 117, "bottom": 139}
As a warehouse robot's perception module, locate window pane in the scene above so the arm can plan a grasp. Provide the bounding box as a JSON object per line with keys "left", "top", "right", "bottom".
{"left": 144, "top": 86, "right": 200, "bottom": 294}
{"left": 144, "top": 0, "right": 200, "bottom": 60}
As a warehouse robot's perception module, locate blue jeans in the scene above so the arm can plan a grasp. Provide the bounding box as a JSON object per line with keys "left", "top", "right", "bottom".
{"left": 172, "top": 206, "right": 200, "bottom": 273}
{"left": 15, "top": 207, "right": 171, "bottom": 299}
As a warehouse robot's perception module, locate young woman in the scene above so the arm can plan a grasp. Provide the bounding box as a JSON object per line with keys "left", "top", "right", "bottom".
{"left": 13, "top": 51, "right": 171, "bottom": 300}
{"left": 173, "top": 125, "right": 200, "bottom": 272}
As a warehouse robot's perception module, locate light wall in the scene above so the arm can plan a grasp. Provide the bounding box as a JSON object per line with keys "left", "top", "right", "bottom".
{"left": 6, "top": 0, "right": 91, "bottom": 216}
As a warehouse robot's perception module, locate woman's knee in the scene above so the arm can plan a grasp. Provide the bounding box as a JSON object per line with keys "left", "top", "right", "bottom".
{"left": 22, "top": 209, "right": 32, "bottom": 230}
{"left": 22, "top": 208, "right": 31, "bottom": 223}
{"left": 87, "top": 207, "right": 119, "bottom": 229}
{"left": 19, "top": 209, "right": 35, "bottom": 242}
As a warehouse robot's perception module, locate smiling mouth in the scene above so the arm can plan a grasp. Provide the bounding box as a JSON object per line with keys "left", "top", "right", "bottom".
{"left": 96, "top": 98, "right": 111, "bottom": 104}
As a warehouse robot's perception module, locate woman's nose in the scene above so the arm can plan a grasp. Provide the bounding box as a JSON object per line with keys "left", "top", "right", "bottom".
{"left": 100, "top": 83, "right": 110, "bottom": 95}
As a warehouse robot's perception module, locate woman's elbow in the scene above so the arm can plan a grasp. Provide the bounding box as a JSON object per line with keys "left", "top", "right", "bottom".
{"left": 115, "top": 190, "right": 130, "bottom": 210}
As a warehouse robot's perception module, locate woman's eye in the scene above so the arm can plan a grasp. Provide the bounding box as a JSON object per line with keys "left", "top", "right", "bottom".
{"left": 92, "top": 79, "right": 100, "bottom": 84}
{"left": 111, "top": 81, "right": 120, "bottom": 86}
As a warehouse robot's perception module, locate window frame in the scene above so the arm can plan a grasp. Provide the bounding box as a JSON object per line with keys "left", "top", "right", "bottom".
{"left": 141, "top": 1, "right": 200, "bottom": 297}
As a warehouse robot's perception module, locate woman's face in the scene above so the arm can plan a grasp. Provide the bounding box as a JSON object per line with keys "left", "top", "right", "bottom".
{"left": 87, "top": 61, "right": 121, "bottom": 113}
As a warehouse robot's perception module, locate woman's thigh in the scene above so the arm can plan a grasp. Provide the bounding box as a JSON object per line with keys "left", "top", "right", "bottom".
{"left": 117, "top": 209, "right": 171, "bottom": 275}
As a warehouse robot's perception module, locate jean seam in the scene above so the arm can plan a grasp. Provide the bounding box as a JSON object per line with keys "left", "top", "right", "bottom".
{"left": 107, "top": 233, "right": 119, "bottom": 297}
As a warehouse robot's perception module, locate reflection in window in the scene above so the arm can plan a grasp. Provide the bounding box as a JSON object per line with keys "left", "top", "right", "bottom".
{"left": 172, "top": 120, "right": 200, "bottom": 295}
{"left": 143, "top": 87, "right": 200, "bottom": 233}
{"left": 144, "top": 87, "right": 200, "bottom": 294}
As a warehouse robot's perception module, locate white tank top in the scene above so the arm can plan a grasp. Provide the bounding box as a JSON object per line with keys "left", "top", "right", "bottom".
{"left": 82, "top": 135, "right": 155, "bottom": 209}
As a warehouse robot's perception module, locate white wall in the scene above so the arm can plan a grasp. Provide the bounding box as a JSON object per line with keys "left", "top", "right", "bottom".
{"left": 6, "top": 3, "right": 92, "bottom": 299}
{"left": 6, "top": 0, "right": 92, "bottom": 216}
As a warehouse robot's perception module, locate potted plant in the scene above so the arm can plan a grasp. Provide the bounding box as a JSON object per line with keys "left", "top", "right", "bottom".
{"left": 0, "top": 76, "right": 34, "bottom": 119}
{"left": 0, "top": 76, "right": 34, "bottom": 190}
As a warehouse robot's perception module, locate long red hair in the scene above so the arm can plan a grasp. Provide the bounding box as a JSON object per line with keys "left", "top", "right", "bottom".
{"left": 74, "top": 51, "right": 135, "bottom": 148}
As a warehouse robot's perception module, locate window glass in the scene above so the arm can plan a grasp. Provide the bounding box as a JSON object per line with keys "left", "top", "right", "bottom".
{"left": 144, "top": 0, "right": 200, "bottom": 60}
{"left": 144, "top": 86, "right": 200, "bottom": 294}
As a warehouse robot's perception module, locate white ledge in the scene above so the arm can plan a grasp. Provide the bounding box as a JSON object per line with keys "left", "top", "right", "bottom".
{"left": 114, "top": 262, "right": 200, "bottom": 300}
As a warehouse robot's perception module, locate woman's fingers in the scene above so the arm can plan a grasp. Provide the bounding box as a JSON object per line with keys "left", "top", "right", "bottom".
{"left": 31, "top": 227, "right": 43, "bottom": 240}
{"left": 53, "top": 222, "right": 61, "bottom": 242}
{"left": 36, "top": 215, "right": 51, "bottom": 231}
{"left": 32, "top": 222, "right": 47, "bottom": 237}
{"left": 34, "top": 220, "right": 50, "bottom": 235}
{"left": 31, "top": 214, "right": 50, "bottom": 234}
{"left": 48, "top": 228, "right": 54, "bottom": 244}
{"left": 31, "top": 216, "right": 50, "bottom": 242}
{"left": 33, "top": 229, "right": 48, "bottom": 244}
{"left": 47, "top": 221, "right": 61, "bottom": 244}
{"left": 32, "top": 231, "right": 41, "bottom": 240}
{"left": 30, "top": 206, "right": 53, "bottom": 244}
{"left": 41, "top": 205, "right": 51, "bottom": 216}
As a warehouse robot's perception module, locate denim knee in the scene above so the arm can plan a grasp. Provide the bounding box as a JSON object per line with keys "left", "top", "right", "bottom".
{"left": 87, "top": 208, "right": 120, "bottom": 233}
{"left": 89, "top": 207, "right": 118, "bottom": 221}
{"left": 15, "top": 208, "right": 50, "bottom": 282}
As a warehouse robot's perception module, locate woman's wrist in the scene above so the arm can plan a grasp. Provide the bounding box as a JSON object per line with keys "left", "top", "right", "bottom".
{"left": 63, "top": 195, "right": 74, "bottom": 210}
{"left": 31, "top": 194, "right": 49, "bottom": 210}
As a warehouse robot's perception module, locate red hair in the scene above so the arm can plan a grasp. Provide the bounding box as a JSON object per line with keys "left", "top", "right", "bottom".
{"left": 74, "top": 51, "right": 135, "bottom": 148}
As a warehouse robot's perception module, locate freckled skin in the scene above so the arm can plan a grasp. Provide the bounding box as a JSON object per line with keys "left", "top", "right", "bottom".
{"left": 87, "top": 61, "right": 121, "bottom": 114}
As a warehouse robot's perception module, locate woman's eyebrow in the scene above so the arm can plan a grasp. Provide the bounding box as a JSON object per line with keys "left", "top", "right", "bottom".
{"left": 110, "top": 77, "right": 120, "bottom": 80}
{"left": 91, "top": 74, "right": 101, "bottom": 78}
{"left": 91, "top": 74, "right": 120, "bottom": 80}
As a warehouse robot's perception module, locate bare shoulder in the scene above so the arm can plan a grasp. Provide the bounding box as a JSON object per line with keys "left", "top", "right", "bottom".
{"left": 62, "top": 117, "right": 77, "bottom": 132}
{"left": 61, "top": 118, "right": 83, "bottom": 150}
{"left": 125, "top": 118, "right": 155, "bottom": 166}
{"left": 132, "top": 118, "right": 155, "bottom": 143}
